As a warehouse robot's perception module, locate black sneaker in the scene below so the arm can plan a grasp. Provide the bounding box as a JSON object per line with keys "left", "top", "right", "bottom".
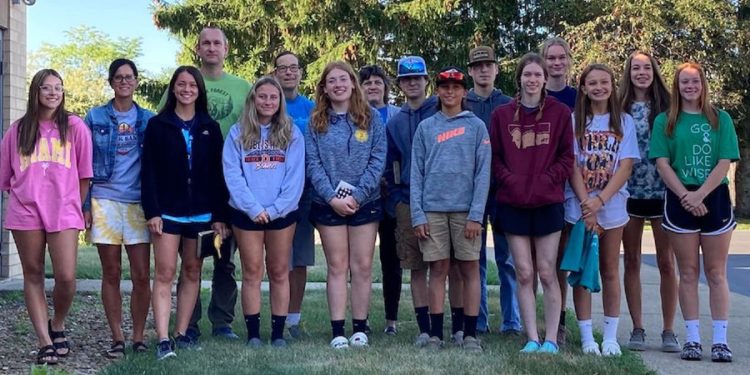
{"left": 711, "top": 343, "right": 733, "bottom": 363}
{"left": 680, "top": 341, "right": 703, "bottom": 361}
{"left": 155, "top": 339, "right": 176, "bottom": 361}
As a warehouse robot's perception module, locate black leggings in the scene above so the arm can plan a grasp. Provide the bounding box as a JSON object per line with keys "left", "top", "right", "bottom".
{"left": 378, "top": 214, "right": 402, "bottom": 321}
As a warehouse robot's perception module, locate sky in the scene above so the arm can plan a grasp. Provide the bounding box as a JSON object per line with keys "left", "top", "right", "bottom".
{"left": 26, "top": 0, "right": 182, "bottom": 75}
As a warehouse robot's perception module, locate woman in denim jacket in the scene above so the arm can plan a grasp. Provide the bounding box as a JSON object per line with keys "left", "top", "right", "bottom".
{"left": 83, "top": 59, "right": 154, "bottom": 357}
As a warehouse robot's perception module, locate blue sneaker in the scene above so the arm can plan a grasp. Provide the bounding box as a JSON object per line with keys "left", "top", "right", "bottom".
{"left": 155, "top": 339, "right": 176, "bottom": 360}
{"left": 538, "top": 341, "right": 560, "bottom": 354}
{"left": 175, "top": 334, "right": 202, "bottom": 351}
{"left": 212, "top": 327, "right": 240, "bottom": 340}
{"left": 185, "top": 327, "right": 201, "bottom": 342}
{"left": 520, "top": 340, "right": 541, "bottom": 353}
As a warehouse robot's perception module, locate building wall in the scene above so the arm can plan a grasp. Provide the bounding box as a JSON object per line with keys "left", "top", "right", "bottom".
{"left": 1, "top": 0, "right": 27, "bottom": 279}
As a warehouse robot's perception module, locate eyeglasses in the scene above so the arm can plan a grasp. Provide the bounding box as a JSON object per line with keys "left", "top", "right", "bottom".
{"left": 398, "top": 60, "right": 426, "bottom": 76}
{"left": 39, "top": 85, "right": 64, "bottom": 94}
{"left": 437, "top": 69, "right": 465, "bottom": 81}
{"left": 113, "top": 75, "right": 136, "bottom": 83}
{"left": 275, "top": 65, "right": 300, "bottom": 73}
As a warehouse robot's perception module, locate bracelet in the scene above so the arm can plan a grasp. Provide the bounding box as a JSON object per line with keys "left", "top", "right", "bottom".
{"left": 596, "top": 195, "right": 605, "bottom": 206}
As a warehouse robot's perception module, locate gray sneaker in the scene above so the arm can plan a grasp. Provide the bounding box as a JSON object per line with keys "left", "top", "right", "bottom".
{"left": 627, "top": 328, "right": 646, "bottom": 351}
{"left": 462, "top": 336, "right": 483, "bottom": 352}
{"left": 426, "top": 336, "right": 444, "bottom": 351}
{"left": 246, "top": 337, "right": 263, "bottom": 348}
{"left": 450, "top": 330, "right": 464, "bottom": 346}
{"left": 414, "top": 332, "right": 430, "bottom": 347}
{"left": 287, "top": 324, "right": 303, "bottom": 339}
{"left": 271, "top": 338, "right": 288, "bottom": 348}
{"left": 661, "top": 330, "right": 681, "bottom": 353}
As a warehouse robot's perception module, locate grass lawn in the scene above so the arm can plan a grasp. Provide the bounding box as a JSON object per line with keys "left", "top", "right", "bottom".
{"left": 48, "top": 244, "right": 503, "bottom": 286}
{"left": 99, "top": 290, "right": 653, "bottom": 375}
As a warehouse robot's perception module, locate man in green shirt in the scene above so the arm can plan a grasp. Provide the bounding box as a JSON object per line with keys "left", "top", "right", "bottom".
{"left": 161, "top": 26, "right": 251, "bottom": 341}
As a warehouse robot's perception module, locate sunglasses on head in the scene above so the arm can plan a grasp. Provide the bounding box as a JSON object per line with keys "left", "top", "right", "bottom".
{"left": 398, "top": 60, "right": 426, "bottom": 76}
{"left": 438, "top": 70, "right": 464, "bottom": 81}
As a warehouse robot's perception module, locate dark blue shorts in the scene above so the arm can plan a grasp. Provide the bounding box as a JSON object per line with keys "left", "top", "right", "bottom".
{"left": 310, "top": 199, "right": 383, "bottom": 227}
{"left": 662, "top": 184, "right": 735, "bottom": 235}
{"left": 231, "top": 208, "right": 299, "bottom": 231}
{"left": 494, "top": 203, "right": 564, "bottom": 237}
{"left": 161, "top": 219, "right": 211, "bottom": 239}
{"left": 627, "top": 198, "right": 664, "bottom": 219}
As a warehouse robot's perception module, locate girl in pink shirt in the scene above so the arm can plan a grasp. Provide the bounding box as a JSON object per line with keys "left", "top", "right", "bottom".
{"left": 0, "top": 69, "right": 93, "bottom": 365}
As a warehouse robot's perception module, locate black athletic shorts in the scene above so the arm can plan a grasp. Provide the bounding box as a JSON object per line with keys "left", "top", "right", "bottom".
{"left": 231, "top": 208, "right": 299, "bottom": 231}
{"left": 311, "top": 199, "right": 383, "bottom": 227}
{"left": 662, "top": 184, "right": 736, "bottom": 235}
{"left": 627, "top": 198, "right": 664, "bottom": 219}
{"left": 494, "top": 203, "right": 564, "bottom": 237}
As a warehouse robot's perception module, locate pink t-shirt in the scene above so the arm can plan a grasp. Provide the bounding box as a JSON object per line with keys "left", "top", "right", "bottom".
{"left": 0, "top": 115, "right": 93, "bottom": 231}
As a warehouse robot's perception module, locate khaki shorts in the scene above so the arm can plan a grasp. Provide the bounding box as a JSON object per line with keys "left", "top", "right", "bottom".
{"left": 90, "top": 198, "right": 150, "bottom": 245}
{"left": 395, "top": 202, "right": 426, "bottom": 270}
{"left": 419, "top": 212, "right": 480, "bottom": 262}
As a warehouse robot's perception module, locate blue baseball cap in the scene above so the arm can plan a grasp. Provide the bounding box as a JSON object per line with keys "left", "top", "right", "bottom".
{"left": 397, "top": 56, "right": 428, "bottom": 78}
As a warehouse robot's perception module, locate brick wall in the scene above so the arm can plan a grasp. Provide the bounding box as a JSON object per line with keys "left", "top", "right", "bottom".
{"left": 1, "top": 0, "right": 27, "bottom": 279}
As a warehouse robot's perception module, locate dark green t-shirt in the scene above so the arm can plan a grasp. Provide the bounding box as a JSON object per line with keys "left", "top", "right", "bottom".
{"left": 649, "top": 110, "right": 739, "bottom": 186}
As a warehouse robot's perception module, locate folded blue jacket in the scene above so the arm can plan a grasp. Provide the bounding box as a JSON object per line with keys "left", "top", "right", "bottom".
{"left": 560, "top": 220, "right": 601, "bottom": 293}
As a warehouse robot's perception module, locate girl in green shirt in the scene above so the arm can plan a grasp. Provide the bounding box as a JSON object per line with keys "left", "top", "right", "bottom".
{"left": 649, "top": 62, "right": 739, "bottom": 363}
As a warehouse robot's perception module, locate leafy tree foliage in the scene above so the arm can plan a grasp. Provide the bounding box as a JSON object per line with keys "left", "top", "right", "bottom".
{"left": 28, "top": 26, "right": 145, "bottom": 115}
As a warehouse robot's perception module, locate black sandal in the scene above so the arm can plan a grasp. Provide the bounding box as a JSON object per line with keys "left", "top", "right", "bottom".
{"left": 48, "top": 319, "right": 70, "bottom": 357}
{"left": 36, "top": 345, "right": 59, "bottom": 365}
{"left": 105, "top": 341, "right": 125, "bottom": 359}
{"left": 132, "top": 342, "right": 149, "bottom": 353}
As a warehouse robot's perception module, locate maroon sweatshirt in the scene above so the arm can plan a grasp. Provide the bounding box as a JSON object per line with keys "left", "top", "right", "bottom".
{"left": 489, "top": 97, "right": 574, "bottom": 208}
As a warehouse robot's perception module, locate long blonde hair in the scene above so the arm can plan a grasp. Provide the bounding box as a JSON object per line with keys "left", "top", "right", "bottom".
{"left": 665, "top": 62, "right": 717, "bottom": 137}
{"left": 237, "top": 76, "right": 292, "bottom": 150}
{"left": 310, "top": 61, "right": 372, "bottom": 133}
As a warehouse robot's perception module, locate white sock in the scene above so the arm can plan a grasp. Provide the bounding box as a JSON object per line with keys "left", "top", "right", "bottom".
{"left": 712, "top": 320, "right": 728, "bottom": 345}
{"left": 287, "top": 313, "right": 301, "bottom": 326}
{"left": 685, "top": 319, "right": 701, "bottom": 343}
{"left": 602, "top": 316, "right": 619, "bottom": 343}
{"left": 578, "top": 319, "right": 595, "bottom": 346}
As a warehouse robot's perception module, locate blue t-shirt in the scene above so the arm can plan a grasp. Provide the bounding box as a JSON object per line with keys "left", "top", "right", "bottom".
{"left": 285, "top": 95, "right": 315, "bottom": 134}
{"left": 547, "top": 86, "right": 577, "bottom": 110}
{"left": 91, "top": 106, "right": 142, "bottom": 203}
{"left": 377, "top": 106, "right": 389, "bottom": 125}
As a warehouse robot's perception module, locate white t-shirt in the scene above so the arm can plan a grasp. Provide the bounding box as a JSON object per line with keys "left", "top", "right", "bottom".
{"left": 564, "top": 113, "right": 640, "bottom": 229}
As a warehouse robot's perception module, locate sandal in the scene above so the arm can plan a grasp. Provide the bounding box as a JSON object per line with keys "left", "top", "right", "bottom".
{"left": 48, "top": 319, "right": 70, "bottom": 357}
{"left": 105, "top": 341, "right": 125, "bottom": 359}
{"left": 36, "top": 345, "right": 59, "bottom": 365}
{"left": 132, "top": 342, "right": 149, "bottom": 353}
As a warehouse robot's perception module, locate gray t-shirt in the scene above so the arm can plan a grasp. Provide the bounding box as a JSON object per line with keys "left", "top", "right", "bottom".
{"left": 91, "top": 105, "right": 142, "bottom": 203}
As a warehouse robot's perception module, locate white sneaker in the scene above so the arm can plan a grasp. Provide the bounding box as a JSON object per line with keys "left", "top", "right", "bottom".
{"left": 582, "top": 341, "right": 602, "bottom": 356}
{"left": 601, "top": 340, "right": 622, "bottom": 356}
{"left": 330, "top": 336, "right": 349, "bottom": 349}
{"left": 349, "top": 332, "right": 369, "bottom": 347}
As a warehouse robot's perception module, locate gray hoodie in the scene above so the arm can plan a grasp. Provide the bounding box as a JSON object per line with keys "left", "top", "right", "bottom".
{"left": 305, "top": 109, "right": 386, "bottom": 205}
{"left": 410, "top": 110, "right": 491, "bottom": 226}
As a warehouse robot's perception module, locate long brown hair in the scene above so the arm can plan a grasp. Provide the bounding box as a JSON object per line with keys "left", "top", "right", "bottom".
{"left": 237, "top": 76, "right": 293, "bottom": 150}
{"left": 17, "top": 69, "right": 70, "bottom": 156}
{"left": 665, "top": 62, "right": 718, "bottom": 137}
{"left": 310, "top": 61, "right": 371, "bottom": 133}
{"left": 574, "top": 64, "right": 622, "bottom": 145}
{"left": 618, "top": 51, "right": 670, "bottom": 129}
{"left": 513, "top": 53, "right": 548, "bottom": 122}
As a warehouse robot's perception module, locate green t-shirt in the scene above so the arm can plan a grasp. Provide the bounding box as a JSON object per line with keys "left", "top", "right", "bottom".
{"left": 648, "top": 110, "right": 739, "bottom": 186}
{"left": 158, "top": 72, "right": 251, "bottom": 138}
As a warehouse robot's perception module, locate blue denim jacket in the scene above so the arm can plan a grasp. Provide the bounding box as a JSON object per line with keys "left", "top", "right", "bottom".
{"left": 82, "top": 100, "right": 153, "bottom": 210}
